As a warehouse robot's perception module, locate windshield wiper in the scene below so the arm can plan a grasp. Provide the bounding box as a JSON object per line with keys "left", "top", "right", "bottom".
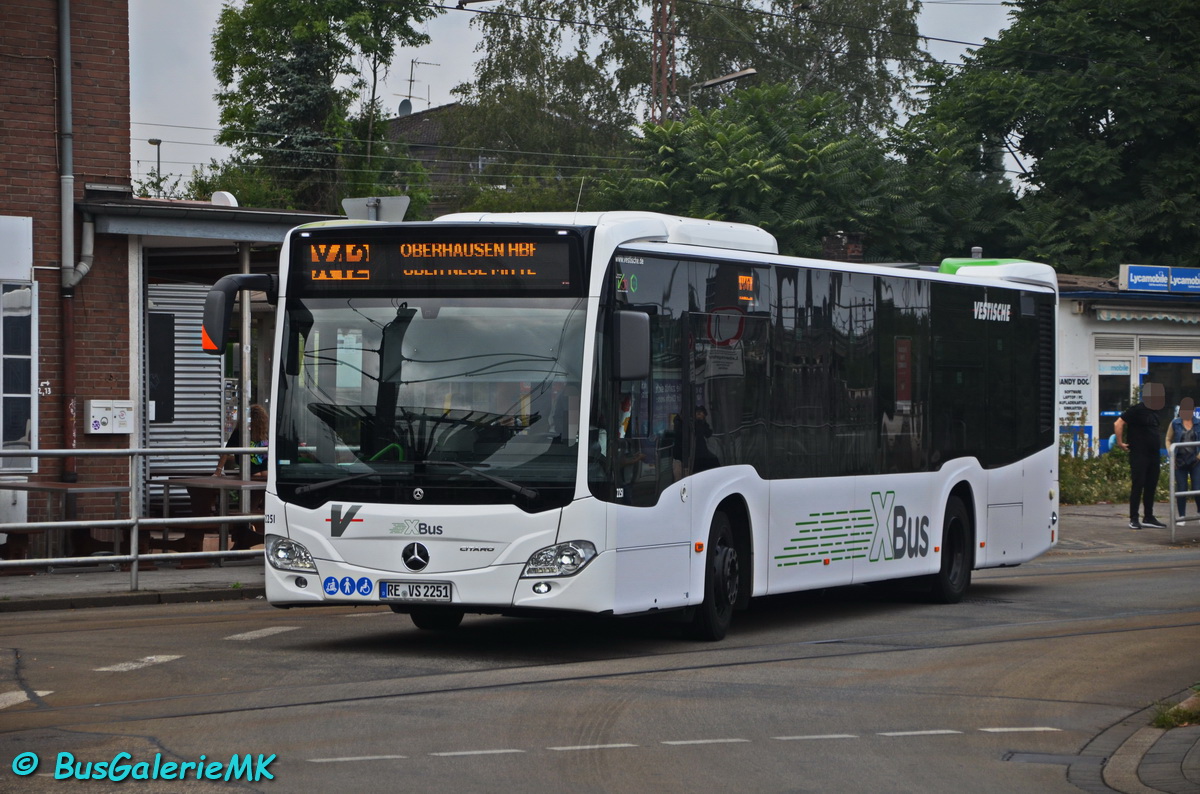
{"left": 294, "top": 470, "right": 381, "bottom": 496}
{"left": 425, "top": 461, "right": 539, "bottom": 500}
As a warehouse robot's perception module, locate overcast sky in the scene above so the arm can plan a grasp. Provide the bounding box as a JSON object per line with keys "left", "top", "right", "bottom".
{"left": 128, "top": 0, "right": 1013, "bottom": 188}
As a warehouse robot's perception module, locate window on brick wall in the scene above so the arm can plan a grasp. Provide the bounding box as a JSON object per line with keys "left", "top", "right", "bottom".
{"left": 2, "top": 283, "right": 36, "bottom": 472}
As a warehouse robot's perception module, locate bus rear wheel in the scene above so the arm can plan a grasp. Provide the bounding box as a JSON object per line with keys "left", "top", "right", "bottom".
{"left": 687, "top": 511, "right": 739, "bottom": 641}
{"left": 930, "top": 496, "right": 972, "bottom": 604}
{"left": 405, "top": 606, "right": 465, "bottom": 631}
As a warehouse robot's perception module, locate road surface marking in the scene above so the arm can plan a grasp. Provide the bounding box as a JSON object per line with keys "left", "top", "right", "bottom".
{"left": 0, "top": 690, "right": 51, "bottom": 710}
{"left": 224, "top": 626, "right": 299, "bottom": 641}
{"left": 94, "top": 655, "right": 182, "bottom": 672}
{"left": 774, "top": 734, "right": 858, "bottom": 741}
{"left": 548, "top": 744, "right": 638, "bottom": 751}
{"left": 308, "top": 755, "right": 407, "bottom": 763}
{"left": 879, "top": 730, "right": 962, "bottom": 737}
{"left": 980, "top": 727, "right": 1062, "bottom": 733}
{"left": 661, "top": 738, "right": 750, "bottom": 746}
{"left": 430, "top": 749, "right": 525, "bottom": 757}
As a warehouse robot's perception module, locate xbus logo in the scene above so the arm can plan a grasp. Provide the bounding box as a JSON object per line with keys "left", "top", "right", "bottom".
{"left": 390, "top": 519, "right": 444, "bottom": 536}
{"left": 869, "top": 491, "right": 930, "bottom": 562}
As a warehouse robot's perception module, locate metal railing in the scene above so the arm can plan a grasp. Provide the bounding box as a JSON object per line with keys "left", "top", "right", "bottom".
{"left": 1167, "top": 439, "right": 1200, "bottom": 542}
{"left": 0, "top": 446, "right": 266, "bottom": 591}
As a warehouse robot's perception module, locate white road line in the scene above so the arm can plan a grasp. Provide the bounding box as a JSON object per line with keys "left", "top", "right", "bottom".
{"left": 93, "top": 655, "right": 182, "bottom": 672}
{"left": 343, "top": 612, "right": 387, "bottom": 618}
{"left": 224, "top": 626, "right": 300, "bottom": 641}
{"left": 661, "top": 738, "right": 750, "bottom": 746}
{"left": 774, "top": 734, "right": 858, "bottom": 741}
{"left": 307, "top": 755, "right": 407, "bottom": 763}
{"left": 0, "top": 690, "right": 51, "bottom": 710}
{"left": 430, "top": 749, "right": 525, "bottom": 757}
{"left": 979, "top": 727, "right": 1062, "bottom": 733}
{"left": 548, "top": 744, "right": 638, "bottom": 751}
{"left": 878, "top": 730, "right": 962, "bottom": 737}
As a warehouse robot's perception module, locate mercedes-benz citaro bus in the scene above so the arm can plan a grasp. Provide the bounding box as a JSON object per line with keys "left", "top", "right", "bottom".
{"left": 201, "top": 212, "right": 1059, "bottom": 640}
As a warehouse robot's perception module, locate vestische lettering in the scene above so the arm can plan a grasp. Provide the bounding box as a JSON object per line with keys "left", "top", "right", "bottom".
{"left": 973, "top": 300, "right": 1012, "bottom": 322}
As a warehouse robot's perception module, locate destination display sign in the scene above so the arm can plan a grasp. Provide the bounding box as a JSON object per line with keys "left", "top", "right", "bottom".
{"left": 293, "top": 230, "right": 580, "bottom": 295}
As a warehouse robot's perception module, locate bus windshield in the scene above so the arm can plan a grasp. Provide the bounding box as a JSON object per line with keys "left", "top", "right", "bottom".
{"left": 275, "top": 295, "right": 586, "bottom": 510}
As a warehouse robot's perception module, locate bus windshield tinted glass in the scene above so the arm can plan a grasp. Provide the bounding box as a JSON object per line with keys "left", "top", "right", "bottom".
{"left": 275, "top": 296, "right": 586, "bottom": 509}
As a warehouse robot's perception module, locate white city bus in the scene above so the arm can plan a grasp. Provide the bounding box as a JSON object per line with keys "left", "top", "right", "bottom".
{"left": 202, "top": 212, "right": 1059, "bottom": 640}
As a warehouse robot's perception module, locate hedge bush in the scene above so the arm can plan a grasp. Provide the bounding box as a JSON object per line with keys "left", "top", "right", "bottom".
{"left": 1059, "top": 448, "right": 1170, "bottom": 506}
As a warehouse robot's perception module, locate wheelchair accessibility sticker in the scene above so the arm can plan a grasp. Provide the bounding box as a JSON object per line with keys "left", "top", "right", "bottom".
{"left": 322, "top": 576, "right": 374, "bottom": 596}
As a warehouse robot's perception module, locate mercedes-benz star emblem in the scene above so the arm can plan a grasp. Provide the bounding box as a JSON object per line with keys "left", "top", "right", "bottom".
{"left": 402, "top": 542, "right": 430, "bottom": 572}
{"left": 413, "top": 487, "right": 425, "bottom": 502}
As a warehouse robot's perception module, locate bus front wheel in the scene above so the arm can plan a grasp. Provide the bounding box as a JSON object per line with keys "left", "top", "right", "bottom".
{"left": 930, "top": 496, "right": 972, "bottom": 604}
{"left": 687, "top": 511, "right": 739, "bottom": 641}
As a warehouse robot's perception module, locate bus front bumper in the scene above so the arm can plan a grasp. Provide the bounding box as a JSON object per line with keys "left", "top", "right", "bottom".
{"left": 264, "top": 546, "right": 617, "bottom": 614}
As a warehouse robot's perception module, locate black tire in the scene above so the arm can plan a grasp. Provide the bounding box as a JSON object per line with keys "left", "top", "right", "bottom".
{"left": 687, "top": 511, "right": 739, "bottom": 641}
{"left": 930, "top": 496, "right": 972, "bottom": 604}
{"left": 408, "top": 607, "right": 465, "bottom": 631}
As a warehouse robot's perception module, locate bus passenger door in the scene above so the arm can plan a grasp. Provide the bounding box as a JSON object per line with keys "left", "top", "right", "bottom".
{"left": 607, "top": 313, "right": 693, "bottom": 614}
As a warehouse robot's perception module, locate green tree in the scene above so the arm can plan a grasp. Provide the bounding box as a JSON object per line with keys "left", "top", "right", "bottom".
{"left": 457, "top": 1, "right": 926, "bottom": 131}
{"left": 604, "top": 85, "right": 1017, "bottom": 261}
{"left": 924, "top": 0, "right": 1200, "bottom": 273}
{"left": 182, "top": 159, "right": 295, "bottom": 208}
{"left": 211, "top": 0, "right": 438, "bottom": 211}
{"left": 445, "top": 0, "right": 925, "bottom": 206}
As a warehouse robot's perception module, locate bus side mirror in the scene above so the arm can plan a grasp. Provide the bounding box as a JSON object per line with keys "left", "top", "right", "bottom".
{"left": 201, "top": 274, "right": 278, "bottom": 355}
{"left": 613, "top": 310, "right": 650, "bottom": 381}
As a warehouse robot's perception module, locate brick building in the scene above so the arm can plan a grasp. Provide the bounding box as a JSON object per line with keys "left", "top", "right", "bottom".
{"left": 1, "top": 0, "right": 134, "bottom": 515}
{"left": 0, "top": 2, "right": 334, "bottom": 555}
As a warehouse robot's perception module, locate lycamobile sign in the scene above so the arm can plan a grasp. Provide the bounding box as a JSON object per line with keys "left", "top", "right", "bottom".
{"left": 1120, "top": 265, "right": 1200, "bottom": 294}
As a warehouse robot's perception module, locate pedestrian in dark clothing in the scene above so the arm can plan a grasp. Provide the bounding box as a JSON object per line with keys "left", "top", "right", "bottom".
{"left": 1115, "top": 382, "right": 1167, "bottom": 529}
{"left": 1166, "top": 396, "right": 1200, "bottom": 518}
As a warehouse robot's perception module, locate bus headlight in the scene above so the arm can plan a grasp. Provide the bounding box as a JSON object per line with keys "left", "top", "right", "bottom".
{"left": 522, "top": 541, "right": 597, "bottom": 578}
{"left": 266, "top": 535, "right": 317, "bottom": 573}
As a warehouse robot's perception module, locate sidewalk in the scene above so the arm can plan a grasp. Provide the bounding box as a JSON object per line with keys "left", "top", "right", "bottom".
{"left": 0, "top": 504, "right": 1197, "bottom": 793}
{"left": 0, "top": 557, "right": 265, "bottom": 613}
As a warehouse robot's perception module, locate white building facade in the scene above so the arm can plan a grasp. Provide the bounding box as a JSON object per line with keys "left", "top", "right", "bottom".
{"left": 1058, "top": 267, "right": 1200, "bottom": 454}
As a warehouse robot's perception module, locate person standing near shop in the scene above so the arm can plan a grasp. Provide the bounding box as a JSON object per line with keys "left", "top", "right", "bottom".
{"left": 1166, "top": 396, "right": 1200, "bottom": 518}
{"left": 1115, "top": 382, "right": 1167, "bottom": 529}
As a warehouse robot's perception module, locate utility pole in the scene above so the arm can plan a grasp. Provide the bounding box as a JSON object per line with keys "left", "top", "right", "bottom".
{"left": 650, "top": 0, "right": 676, "bottom": 124}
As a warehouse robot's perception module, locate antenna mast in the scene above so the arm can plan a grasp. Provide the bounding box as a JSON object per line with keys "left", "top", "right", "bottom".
{"left": 407, "top": 59, "right": 441, "bottom": 108}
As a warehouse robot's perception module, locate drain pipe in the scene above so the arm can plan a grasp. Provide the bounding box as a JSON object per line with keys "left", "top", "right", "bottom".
{"left": 58, "top": 0, "right": 88, "bottom": 482}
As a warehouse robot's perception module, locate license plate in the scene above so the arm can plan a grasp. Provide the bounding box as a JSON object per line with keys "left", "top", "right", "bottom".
{"left": 381, "top": 582, "right": 451, "bottom": 602}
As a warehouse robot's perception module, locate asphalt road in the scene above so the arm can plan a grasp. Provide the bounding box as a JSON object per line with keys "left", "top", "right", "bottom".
{"left": 1, "top": 546, "right": 1197, "bottom": 793}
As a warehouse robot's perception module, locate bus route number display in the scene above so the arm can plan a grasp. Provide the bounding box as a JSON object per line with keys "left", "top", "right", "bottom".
{"left": 302, "top": 238, "right": 574, "bottom": 292}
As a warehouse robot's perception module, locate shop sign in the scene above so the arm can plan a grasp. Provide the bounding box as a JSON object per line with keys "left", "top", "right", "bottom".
{"left": 1119, "top": 264, "right": 1169, "bottom": 292}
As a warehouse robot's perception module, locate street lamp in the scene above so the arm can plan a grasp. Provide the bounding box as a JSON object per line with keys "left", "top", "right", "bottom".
{"left": 147, "top": 138, "right": 162, "bottom": 197}
{"left": 688, "top": 67, "right": 758, "bottom": 106}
